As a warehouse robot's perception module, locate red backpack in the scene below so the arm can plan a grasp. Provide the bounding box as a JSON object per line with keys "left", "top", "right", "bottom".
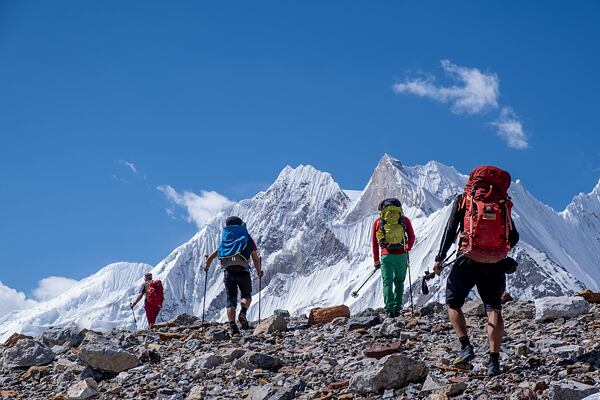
{"left": 146, "top": 280, "right": 164, "bottom": 307}
{"left": 459, "top": 166, "right": 513, "bottom": 263}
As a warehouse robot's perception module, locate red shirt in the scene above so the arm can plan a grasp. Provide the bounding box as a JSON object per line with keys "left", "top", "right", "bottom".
{"left": 372, "top": 216, "right": 416, "bottom": 263}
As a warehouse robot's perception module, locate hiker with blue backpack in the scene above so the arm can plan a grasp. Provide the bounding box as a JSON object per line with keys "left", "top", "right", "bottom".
{"left": 204, "top": 216, "right": 263, "bottom": 336}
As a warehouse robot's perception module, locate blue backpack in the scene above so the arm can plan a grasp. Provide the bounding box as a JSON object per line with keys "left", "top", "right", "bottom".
{"left": 218, "top": 225, "right": 254, "bottom": 271}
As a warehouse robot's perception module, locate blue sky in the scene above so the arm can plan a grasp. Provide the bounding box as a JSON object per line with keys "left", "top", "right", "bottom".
{"left": 1, "top": 1, "right": 599, "bottom": 300}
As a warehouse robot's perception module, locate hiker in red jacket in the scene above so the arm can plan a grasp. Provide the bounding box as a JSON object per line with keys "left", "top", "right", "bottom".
{"left": 131, "top": 273, "right": 164, "bottom": 329}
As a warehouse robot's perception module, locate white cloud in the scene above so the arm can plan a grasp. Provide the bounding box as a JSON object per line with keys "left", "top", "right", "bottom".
{"left": 158, "top": 185, "right": 235, "bottom": 228}
{"left": 118, "top": 160, "right": 138, "bottom": 174}
{"left": 393, "top": 59, "right": 499, "bottom": 115}
{"left": 0, "top": 281, "right": 38, "bottom": 319}
{"left": 33, "top": 276, "right": 79, "bottom": 301}
{"left": 490, "top": 107, "right": 529, "bottom": 149}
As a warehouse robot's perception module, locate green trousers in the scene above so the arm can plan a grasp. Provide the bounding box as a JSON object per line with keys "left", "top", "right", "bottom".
{"left": 380, "top": 253, "right": 408, "bottom": 313}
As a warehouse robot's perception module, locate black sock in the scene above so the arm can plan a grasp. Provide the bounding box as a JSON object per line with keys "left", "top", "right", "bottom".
{"left": 229, "top": 321, "right": 237, "bottom": 327}
{"left": 240, "top": 306, "right": 248, "bottom": 315}
{"left": 489, "top": 352, "right": 500, "bottom": 364}
{"left": 459, "top": 336, "right": 471, "bottom": 349}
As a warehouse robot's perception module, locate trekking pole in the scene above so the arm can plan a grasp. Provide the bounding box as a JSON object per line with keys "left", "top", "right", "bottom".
{"left": 202, "top": 255, "right": 208, "bottom": 331}
{"left": 130, "top": 304, "right": 138, "bottom": 331}
{"left": 421, "top": 252, "right": 465, "bottom": 295}
{"left": 258, "top": 256, "right": 262, "bottom": 324}
{"left": 351, "top": 267, "right": 378, "bottom": 298}
{"left": 404, "top": 235, "right": 414, "bottom": 317}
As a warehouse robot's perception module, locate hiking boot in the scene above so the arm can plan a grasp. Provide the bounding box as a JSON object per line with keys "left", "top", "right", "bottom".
{"left": 487, "top": 361, "right": 501, "bottom": 377}
{"left": 228, "top": 322, "right": 240, "bottom": 337}
{"left": 453, "top": 344, "right": 475, "bottom": 366}
{"left": 238, "top": 311, "right": 250, "bottom": 330}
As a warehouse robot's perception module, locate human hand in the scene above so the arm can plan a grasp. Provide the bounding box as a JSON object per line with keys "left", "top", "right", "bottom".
{"left": 374, "top": 261, "right": 381, "bottom": 270}
{"left": 257, "top": 269, "right": 264, "bottom": 278}
{"left": 433, "top": 261, "right": 443, "bottom": 276}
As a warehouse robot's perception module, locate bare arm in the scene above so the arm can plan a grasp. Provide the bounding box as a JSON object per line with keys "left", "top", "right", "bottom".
{"left": 204, "top": 250, "right": 218, "bottom": 271}
{"left": 251, "top": 250, "right": 263, "bottom": 277}
{"left": 131, "top": 293, "right": 144, "bottom": 308}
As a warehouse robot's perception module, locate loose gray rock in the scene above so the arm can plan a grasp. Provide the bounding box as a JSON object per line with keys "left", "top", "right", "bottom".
{"left": 349, "top": 353, "right": 428, "bottom": 394}
{"left": 42, "top": 327, "right": 86, "bottom": 348}
{"left": 66, "top": 378, "right": 99, "bottom": 400}
{"left": 2, "top": 339, "right": 55, "bottom": 368}
{"left": 463, "top": 300, "right": 486, "bottom": 317}
{"left": 419, "top": 301, "right": 444, "bottom": 316}
{"left": 552, "top": 345, "right": 585, "bottom": 360}
{"left": 167, "top": 313, "right": 199, "bottom": 326}
{"left": 247, "top": 385, "right": 275, "bottom": 400}
{"left": 185, "top": 386, "right": 205, "bottom": 400}
{"left": 205, "top": 327, "right": 229, "bottom": 342}
{"left": 220, "top": 348, "right": 246, "bottom": 362}
{"left": 273, "top": 309, "right": 290, "bottom": 318}
{"left": 535, "top": 296, "right": 591, "bottom": 322}
{"left": 79, "top": 343, "right": 139, "bottom": 373}
{"left": 348, "top": 314, "right": 382, "bottom": 331}
{"left": 550, "top": 379, "right": 599, "bottom": 400}
{"left": 234, "top": 351, "right": 283, "bottom": 371}
{"left": 378, "top": 318, "right": 404, "bottom": 338}
{"left": 195, "top": 353, "right": 222, "bottom": 369}
{"left": 254, "top": 314, "right": 288, "bottom": 335}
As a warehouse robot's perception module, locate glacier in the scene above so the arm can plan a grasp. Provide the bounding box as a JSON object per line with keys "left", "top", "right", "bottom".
{"left": 1, "top": 155, "right": 599, "bottom": 341}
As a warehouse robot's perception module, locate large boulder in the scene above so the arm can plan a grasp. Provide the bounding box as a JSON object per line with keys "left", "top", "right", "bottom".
{"left": 349, "top": 353, "right": 428, "bottom": 394}
{"left": 254, "top": 314, "right": 288, "bottom": 335}
{"left": 535, "top": 296, "right": 591, "bottom": 322}
{"left": 234, "top": 351, "right": 283, "bottom": 371}
{"left": 577, "top": 290, "right": 600, "bottom": 304}
{"left": 463, "top": 300, "right": 486, "bottom": 317}
{"left": 308, "top": 305, "right": 350, "bottom": 326}
{"left": 42, "top": 327, "right": 86, "bottom": 348}
{"left": 66, "top": 378, "right": 99, "bottom": 400}
{"left": 79, "top": 343, "right": 139, "bottom": 373}
{"left": 549, "top": 380, "right": 599, "bottom": 400}
{"left": 2, "top": 339, "right": 55, "bottom": 369}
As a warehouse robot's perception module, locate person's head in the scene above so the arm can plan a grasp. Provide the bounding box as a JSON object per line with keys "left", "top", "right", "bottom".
{"left": 225, "top": 216, "right": 245, "bottom": 227}
{"left": 144, "top": 273, "right": 153, "bottom": 282}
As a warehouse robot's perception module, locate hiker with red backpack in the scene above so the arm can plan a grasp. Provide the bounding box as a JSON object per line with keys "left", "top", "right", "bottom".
{"left": 131, "top": 272, "right": 164, "bottom": 329}
{"left": 372, "top": 198, "right": 416, "bottom": 318}
{"left": 204, "top": 216, "right": 264, "bottom": 337}
{"left": 433, "top": 166, "right": 519, "bottom": 377}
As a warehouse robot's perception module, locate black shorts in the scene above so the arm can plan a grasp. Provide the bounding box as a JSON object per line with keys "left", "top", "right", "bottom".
{"left": 223, "top": 269, "right": 252, "bottom": 308}
{"left": 446, "top": 256, "right": 506, "bottom": 311}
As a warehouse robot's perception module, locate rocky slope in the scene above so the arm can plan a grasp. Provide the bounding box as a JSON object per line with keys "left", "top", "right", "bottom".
{"left": 0, "top": 296, "right": 598, "bottom": 400}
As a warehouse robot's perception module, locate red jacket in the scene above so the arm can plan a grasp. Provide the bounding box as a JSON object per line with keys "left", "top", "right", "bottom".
{"left": 372, "top": 216, "right": 416, "bottom": 263}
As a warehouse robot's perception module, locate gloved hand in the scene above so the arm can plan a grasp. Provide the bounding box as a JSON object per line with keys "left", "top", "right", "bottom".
{"left": 129, "top": 303, "right": 134, "bottom": 309}
{"left": 374, "top": 261, "right": 381, "bottom": 270}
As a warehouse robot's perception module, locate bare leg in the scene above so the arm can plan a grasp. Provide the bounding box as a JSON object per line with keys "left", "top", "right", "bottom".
{"left": 486, "top": 309, "right": 504, "bottom": 353}
{"left": 448, "top": 307, "right": 468, "bottom": 338}
{"left": 226, "top": 306, "right": 236, "bottom": 322}
{"left": 240, "top": 298, "right": 252, "bottom": 310}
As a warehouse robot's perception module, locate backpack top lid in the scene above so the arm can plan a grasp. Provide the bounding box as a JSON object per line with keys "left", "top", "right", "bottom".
{"left": 465, "top": 166, "right": 511, "bottom": 199}
{"left": 378, "top": 198, "right": 402, "bottom": 211}
{"left": 226, "top": 216, "right": 244, "bottom": 227}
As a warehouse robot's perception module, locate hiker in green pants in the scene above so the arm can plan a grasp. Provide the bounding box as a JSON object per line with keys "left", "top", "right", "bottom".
{"left": 372, "top": 198, "right": 416, "bottom": 318}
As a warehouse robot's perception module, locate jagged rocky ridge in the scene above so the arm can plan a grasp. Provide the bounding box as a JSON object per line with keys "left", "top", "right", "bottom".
{"left": 1, "top": 155, "right": 600, "bottom": 338}
{"left": 0, "top": 297, "right": 598, "bottom": 399}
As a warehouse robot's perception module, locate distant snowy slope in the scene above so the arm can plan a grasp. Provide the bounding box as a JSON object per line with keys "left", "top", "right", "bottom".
{"left": 1, "top": 156, "right": 598, "bottom": 341}
{"left": 0, "top": 263, "right": 152, "bottom": 340}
